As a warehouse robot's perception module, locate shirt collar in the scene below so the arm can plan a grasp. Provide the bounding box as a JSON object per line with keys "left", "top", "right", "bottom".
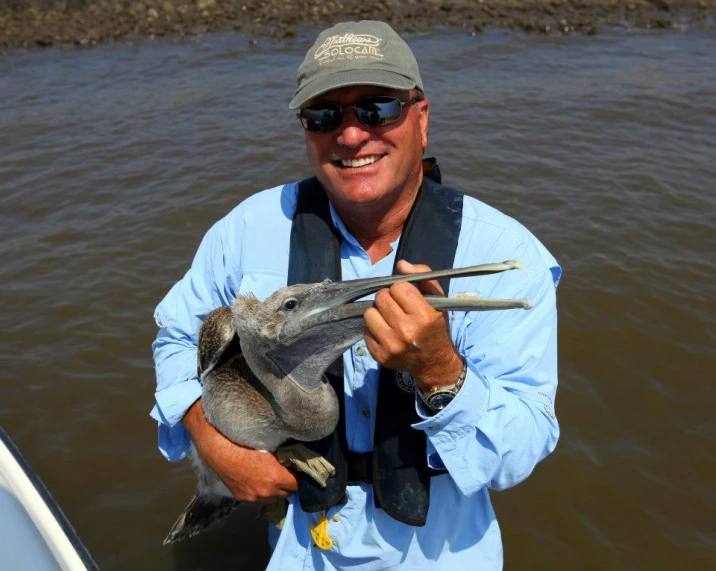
{"left": 328, "top": 201, "right": 401, "bottom": 254}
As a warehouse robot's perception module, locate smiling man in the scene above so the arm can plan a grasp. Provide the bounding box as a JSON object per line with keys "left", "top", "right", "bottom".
{"left": 152, "top": 20, "right": 562, "bottom": 570}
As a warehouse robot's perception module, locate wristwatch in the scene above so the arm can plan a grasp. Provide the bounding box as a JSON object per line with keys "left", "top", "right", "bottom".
{"left": 418, "top": 358, "right": 468, "bottom": 412}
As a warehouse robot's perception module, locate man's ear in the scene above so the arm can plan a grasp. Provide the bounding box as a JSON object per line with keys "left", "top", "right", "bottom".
{"left": 418, "top": 100, "right": 430, "bottom": 150}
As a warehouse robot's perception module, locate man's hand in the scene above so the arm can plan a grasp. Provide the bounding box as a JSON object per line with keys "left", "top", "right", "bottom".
{"left": 182, "top": 400, "right": 299, "bottom": 503}
{"left": 363, "top": 260, "right": 464, "bottom": 392}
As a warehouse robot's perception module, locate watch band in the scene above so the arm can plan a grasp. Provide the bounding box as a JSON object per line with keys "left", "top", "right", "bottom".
{"left": 418, "top": 358, "right": 467, "bottom": 412}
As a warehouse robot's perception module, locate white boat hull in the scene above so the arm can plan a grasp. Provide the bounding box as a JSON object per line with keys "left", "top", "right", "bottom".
{"left": 0, "top": 428, "right": 97, "bottom": 570}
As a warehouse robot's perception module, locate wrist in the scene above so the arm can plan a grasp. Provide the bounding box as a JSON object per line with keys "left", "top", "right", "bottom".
{"left": 182, "top": 399, "right": 208, "bottom": 436}
{"left": 417, "top": 357, "right": 468, "bottom": 413}
{"left": 415, "top": 352, "right": 464, "bottom": 393}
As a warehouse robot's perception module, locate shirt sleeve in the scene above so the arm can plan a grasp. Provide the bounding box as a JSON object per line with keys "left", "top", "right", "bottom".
{"left": 150, "top": 213, "right": 244, "bottom": 462}
{"left": 412, "top": 257, "right": 561, "bottom": 496}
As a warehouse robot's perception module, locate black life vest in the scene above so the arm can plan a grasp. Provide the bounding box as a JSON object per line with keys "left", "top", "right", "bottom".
{"left": 286, "top": 160, "right": 463, "bottom": 526}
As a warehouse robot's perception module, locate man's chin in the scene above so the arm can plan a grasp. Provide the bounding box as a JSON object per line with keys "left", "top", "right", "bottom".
{"left": 327, "top": 178, "right": 390, "bottom": 206}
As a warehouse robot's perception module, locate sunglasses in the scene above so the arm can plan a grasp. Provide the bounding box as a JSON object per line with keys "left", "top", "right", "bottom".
{"left": 297, "top": 95, "right": 421, "bottom": 133}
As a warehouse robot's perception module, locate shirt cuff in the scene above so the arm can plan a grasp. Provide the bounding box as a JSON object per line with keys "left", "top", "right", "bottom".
{"left": 153, "top": 377, "right": 202, "bottom": 427}
{"left": 150, "top": 378, "right": 202, "bottom": 462}
{"left": 411, "top": 364, "right": 490, "bottom": 491}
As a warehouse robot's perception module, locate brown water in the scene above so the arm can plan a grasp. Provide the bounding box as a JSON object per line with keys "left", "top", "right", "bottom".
{"left": 1, "top": 28, "right": 715, "bottom": 570}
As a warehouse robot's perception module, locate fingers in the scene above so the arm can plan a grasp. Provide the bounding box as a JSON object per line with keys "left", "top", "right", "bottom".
{"left": 364, "top": 286, "right": 448, "bottom": 372}
{"left": 365, "top": 260, "right": 445, "bottom": 343}
{"left": 364, "top": 305, "right": 413, "bottom": 363}
{"left": 234, "top": 456, "right": 298, "bottom": 504}
{"left": 365, "top": 285, "right": 423, "bottom": 346}
{"left": 248, "top": 452, "right": 299, "bottom": 502}
{"left": 363, "top": 260, "right": 459, "bottom": 380}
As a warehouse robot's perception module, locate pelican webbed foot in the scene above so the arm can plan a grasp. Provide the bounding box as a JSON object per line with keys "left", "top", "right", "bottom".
{"left": 275, "top": 443, "right": 336, "bottom": 488}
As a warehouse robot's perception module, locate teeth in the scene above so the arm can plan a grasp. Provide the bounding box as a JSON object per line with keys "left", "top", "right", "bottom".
{"left": 340, "top": 156, "right": 380, "bottom": 168}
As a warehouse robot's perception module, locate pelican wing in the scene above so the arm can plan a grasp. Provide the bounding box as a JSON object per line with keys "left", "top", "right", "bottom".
{"left": 197, "top": 305, "right": 238, "bottom": 381}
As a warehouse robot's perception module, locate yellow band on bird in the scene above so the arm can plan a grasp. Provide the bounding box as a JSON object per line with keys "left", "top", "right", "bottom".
{"left": 310, "top": 513, "right": 333, "bottom": 550}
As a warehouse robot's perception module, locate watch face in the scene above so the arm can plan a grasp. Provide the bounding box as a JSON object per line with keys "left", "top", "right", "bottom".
{"left": 427, "top": 391, "right": 455, "bottom": 411}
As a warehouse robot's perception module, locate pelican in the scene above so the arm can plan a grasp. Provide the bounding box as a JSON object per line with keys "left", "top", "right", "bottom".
{"left": 164, "top": 261, "right": 533, "bottom": 544}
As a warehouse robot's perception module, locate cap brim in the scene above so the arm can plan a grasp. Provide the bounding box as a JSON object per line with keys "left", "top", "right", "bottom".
{"left": 289, "top": 69, "right": 418, "bottom": 110}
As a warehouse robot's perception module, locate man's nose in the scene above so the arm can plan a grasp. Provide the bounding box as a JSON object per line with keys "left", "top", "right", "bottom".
{"left": 336, "top": 108, "right": 371, "bottom": 147}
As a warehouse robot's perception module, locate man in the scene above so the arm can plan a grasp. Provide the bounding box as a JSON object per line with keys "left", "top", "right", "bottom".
{"left": 152, "top": 20, "right": 561, "bottom": 570}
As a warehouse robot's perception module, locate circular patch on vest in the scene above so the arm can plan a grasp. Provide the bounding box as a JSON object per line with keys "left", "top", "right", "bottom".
{"left": 395, "top": 370, "right": 416, "bottom": 393}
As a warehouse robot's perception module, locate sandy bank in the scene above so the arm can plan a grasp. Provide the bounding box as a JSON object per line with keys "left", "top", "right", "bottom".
{"left": 1, "top": 0, "right": 714, "bottom": 51}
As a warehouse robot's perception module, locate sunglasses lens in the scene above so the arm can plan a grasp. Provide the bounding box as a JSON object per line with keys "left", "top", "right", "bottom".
{"left": 355, "top": 97, "right": 403, "bottom": 127}
{"left": 299, "top": 106, "right": 342, "bottom": 132}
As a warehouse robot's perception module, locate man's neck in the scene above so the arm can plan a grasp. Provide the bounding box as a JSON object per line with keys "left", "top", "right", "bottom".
{"left": 333, "top": 179, "right": 422, "bottom": 265}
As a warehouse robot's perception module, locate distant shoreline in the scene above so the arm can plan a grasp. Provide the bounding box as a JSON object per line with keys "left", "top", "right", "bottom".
{"left": 2, "top": 0, "right": 715, "bottom": 51}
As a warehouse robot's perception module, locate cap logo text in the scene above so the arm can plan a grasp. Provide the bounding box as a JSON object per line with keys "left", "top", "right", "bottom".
{"left": 314, "top": 33, "right": 385, "bottom": 64}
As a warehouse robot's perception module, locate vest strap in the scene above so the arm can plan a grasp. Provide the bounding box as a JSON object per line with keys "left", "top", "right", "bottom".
{"left": 288, "top": 178, "right": 348, "bottom": 513}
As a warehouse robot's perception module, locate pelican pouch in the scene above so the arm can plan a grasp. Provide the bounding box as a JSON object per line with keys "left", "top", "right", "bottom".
{"left": 287, "top": 159, "right": 462, "bottom": 526}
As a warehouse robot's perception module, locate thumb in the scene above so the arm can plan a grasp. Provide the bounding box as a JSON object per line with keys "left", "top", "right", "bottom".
{"left": 396, "top": 259, "right": 444, "bottom": 296}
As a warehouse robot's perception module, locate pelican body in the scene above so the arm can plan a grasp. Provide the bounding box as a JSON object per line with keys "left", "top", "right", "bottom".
{"left": 164, "top": 261, "right": 533, "bottom": 544}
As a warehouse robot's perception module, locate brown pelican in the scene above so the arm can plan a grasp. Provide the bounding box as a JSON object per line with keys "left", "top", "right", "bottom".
{"left": 164, "top": 261, "right": 533, "bottom": 544}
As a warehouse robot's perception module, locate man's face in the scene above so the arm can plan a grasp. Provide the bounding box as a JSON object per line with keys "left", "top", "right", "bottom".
{"left": 303, "top": 86, "right": 429, "bottom": 214}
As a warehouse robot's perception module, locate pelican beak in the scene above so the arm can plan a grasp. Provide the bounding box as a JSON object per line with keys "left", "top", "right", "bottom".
{"left": 307, "top": 260, "right": 532, "bottom": 320}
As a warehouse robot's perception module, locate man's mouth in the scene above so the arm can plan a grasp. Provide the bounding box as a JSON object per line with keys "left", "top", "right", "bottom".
{"left": 338, "top": 155, "right": 383, "bottom": 168}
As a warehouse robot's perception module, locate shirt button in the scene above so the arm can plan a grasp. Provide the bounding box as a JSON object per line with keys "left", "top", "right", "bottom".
{"left": 356, "top": 346, "right": 366, "bottom": 356}
{"left": 361, "top": 408, "right": 370, "bottom": 417}
{"left": 429, "top": 425, "right": 440, "bottom": 431}
{"left": 331, "top": 515, "right": 341, "bottom": 522}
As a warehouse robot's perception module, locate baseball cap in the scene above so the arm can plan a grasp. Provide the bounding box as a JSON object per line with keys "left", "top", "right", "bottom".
{"left": 289, "top": 20, "right": 424, "bottom": 110}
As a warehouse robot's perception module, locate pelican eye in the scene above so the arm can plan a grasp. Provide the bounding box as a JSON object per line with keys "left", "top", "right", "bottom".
{"left": 283, "top": 298, "right": 298, "bottom": 311}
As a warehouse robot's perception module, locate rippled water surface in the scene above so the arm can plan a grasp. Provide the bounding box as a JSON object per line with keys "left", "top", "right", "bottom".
{"left": 1, "top": 27, "right": 715, "bottom": 570}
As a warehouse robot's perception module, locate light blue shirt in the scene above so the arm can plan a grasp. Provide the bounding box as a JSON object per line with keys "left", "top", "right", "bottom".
{"left": 151, "top": 181, "right": 561, "bottom": 570}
